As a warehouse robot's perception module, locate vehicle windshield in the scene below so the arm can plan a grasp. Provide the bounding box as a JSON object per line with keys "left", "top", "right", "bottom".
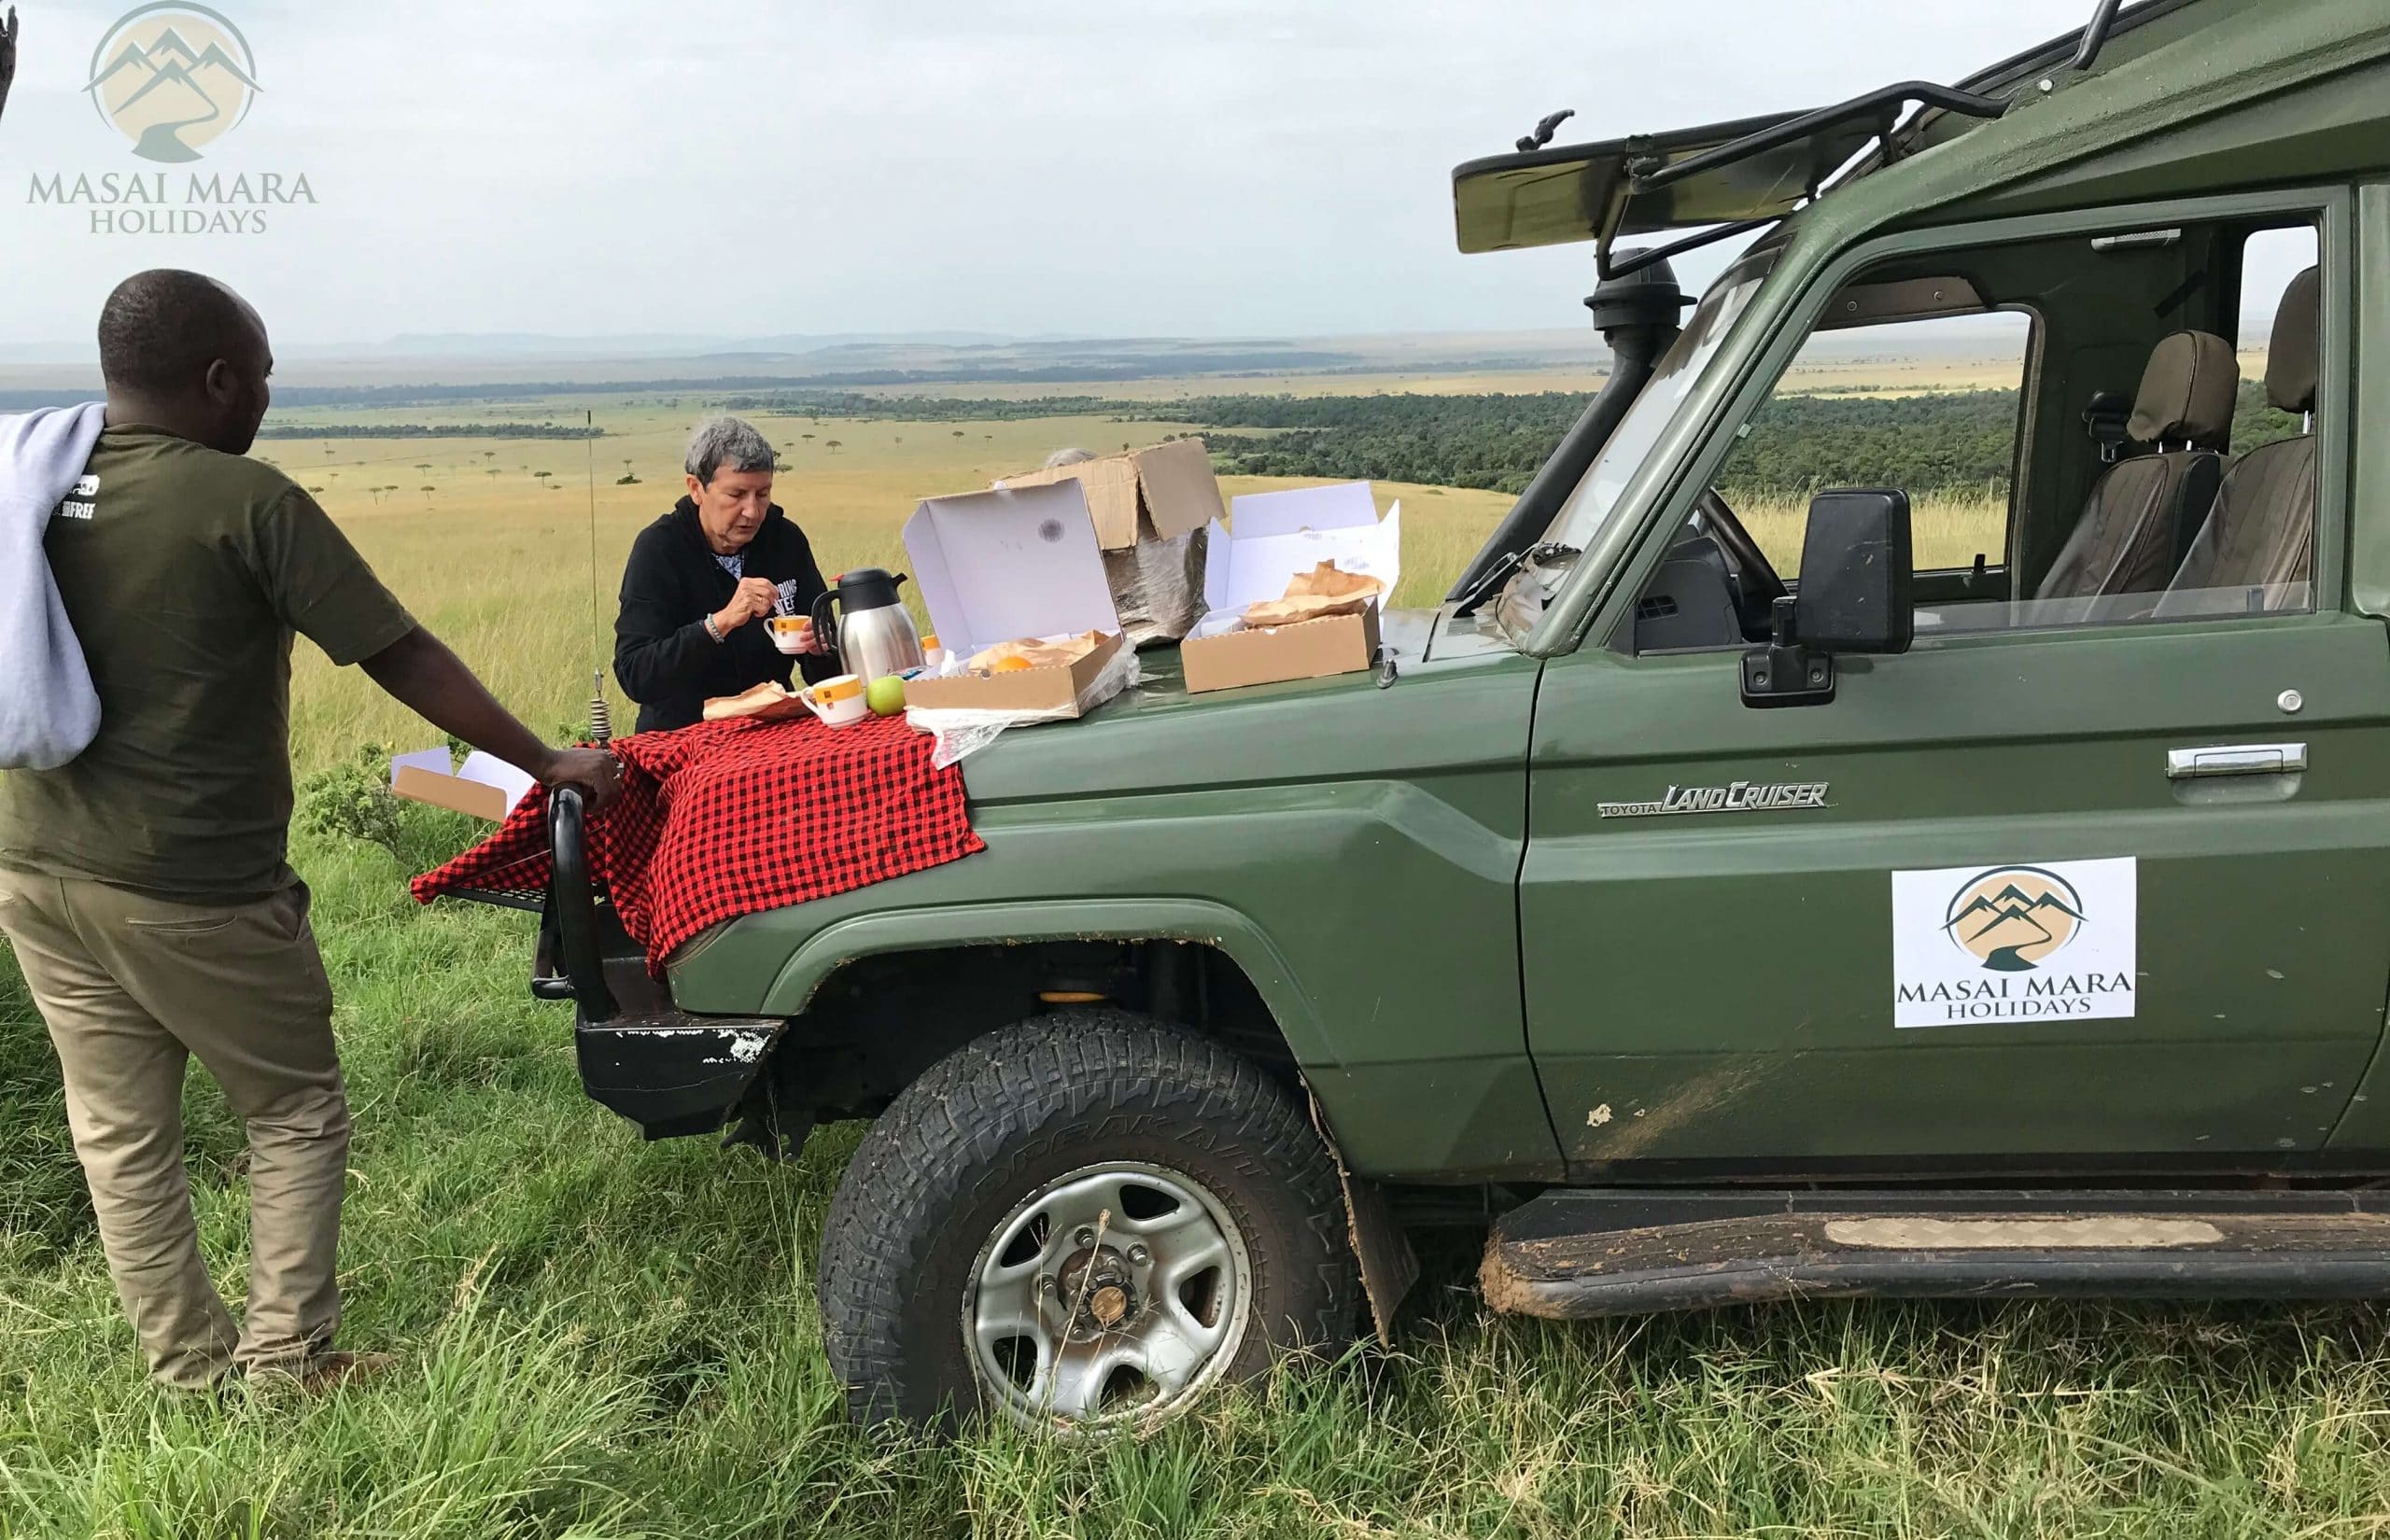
{"left": 1539, "top": 251, "right": 1774, "bottom": 553}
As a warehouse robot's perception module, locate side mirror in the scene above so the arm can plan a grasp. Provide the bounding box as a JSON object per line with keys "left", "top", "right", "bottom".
{"left": 1741, "top": 488, "right": 1913, "bottom": 708}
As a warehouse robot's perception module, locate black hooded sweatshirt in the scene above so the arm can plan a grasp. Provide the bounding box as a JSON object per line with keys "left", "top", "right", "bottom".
{"left": 612, "top": 497, "right": 835, "bottom": 734}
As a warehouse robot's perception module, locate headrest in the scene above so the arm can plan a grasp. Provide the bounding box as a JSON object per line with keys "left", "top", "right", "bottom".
{"left": 2265, "top": 265, "right": 2319, "bottom": 414}
{"left": 2127, "top": 330, "right": 2237, "bottom": 448}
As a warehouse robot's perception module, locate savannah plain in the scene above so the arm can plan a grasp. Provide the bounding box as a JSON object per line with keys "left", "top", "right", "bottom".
{"left": 7, "top": 358, "right": 2380, "bottom": 1540}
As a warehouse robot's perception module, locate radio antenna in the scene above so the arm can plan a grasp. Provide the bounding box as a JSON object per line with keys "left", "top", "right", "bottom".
{"left": 585, "top": 410, "right": 612, "bottom": 746}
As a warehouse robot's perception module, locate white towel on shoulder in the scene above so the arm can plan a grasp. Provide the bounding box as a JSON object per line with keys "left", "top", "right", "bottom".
{"left": 0, "top": 404, "right": 107, "bottom": 769}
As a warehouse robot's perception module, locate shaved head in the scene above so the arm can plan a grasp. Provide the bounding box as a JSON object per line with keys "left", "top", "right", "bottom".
{"left": 96, "top": 269, "right": 274, "bottom": 455}
{"left": 98, "top": 270, "right": 262, "bottom": 395}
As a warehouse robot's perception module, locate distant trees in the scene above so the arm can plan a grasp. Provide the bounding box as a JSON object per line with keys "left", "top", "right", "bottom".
{"left": 1190, "top": 389, "right": 2032, "bottom": 501}
{"left": 257, "top": 424, "right": 601, "bottom": 441}
{"left": 824, "top": 441, "right": 843, "bottom": 455}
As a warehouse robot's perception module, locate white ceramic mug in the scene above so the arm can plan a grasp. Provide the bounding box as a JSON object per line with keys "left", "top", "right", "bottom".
{"left": 767, "top": 616, "right": 816, "bottom": 657}
{"left": 799, "top": 674, "right": 869, "bottom": 728}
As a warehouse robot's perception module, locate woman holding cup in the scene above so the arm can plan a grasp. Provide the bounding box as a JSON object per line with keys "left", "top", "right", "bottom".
{"left": 613, "top": 416, "right": 839, "bottom": 733}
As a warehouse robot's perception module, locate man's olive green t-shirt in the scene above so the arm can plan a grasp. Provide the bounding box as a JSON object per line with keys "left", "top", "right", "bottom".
{"left": 0, "top": 427, "right": 416, "bottom": 901}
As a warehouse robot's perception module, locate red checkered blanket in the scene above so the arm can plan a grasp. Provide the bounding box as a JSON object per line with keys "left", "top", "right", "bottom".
{"left": 411, "top": 715, "right": 983, "bottom": 974}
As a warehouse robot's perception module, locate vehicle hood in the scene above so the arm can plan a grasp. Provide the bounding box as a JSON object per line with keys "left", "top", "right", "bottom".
{"left": 955, "top": 607, "right": 1536, "bottom": 806}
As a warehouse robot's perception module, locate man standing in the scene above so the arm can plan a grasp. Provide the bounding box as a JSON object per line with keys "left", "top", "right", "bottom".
{"left": 0, "top": 270, "right": 620, "bottom": 1392}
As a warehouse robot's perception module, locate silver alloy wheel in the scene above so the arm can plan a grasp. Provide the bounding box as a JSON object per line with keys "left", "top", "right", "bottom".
{"left": 963, "top": 1160, "right": 1254, "bottom": 1432}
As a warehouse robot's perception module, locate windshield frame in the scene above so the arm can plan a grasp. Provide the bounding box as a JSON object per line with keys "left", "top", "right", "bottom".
{"left": 1493, "top": 245, "right": 1782, "bottom": 651}
{"left": 1537, "top": 251, "right": 1776, "bottom": 557}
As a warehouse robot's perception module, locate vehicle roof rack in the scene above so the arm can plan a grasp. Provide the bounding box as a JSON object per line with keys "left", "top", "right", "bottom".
{"left": 1454, "top": 80, "right": 2003, "bottom": 275}
{"left": 1454, "top": 0, "right": 2189, "bottom": 275}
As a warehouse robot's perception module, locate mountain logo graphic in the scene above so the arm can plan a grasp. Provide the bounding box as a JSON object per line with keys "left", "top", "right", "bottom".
{"left": 85, "top": 4, "right": 260, "bottom": 163}
{"left": 1940, "top": 865, "right": 2088, "bottom": 974}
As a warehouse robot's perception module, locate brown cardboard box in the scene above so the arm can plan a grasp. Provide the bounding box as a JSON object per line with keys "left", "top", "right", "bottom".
{"left": 901, "top": 482, "right": 1130, "bottom": 720}
{"left": 905, "top": 631, "right": 1127, "bottom": 717}
{"left": 388, "top": 748, "right": 535, "bottom": 821}
{"left": 995, "top": 437, "right": 1221, "bottom": 646}
{"left": 1181, "top": 605, "right": 1381, "bottom": 695}
{"left": 994, "top": 436, "right": 1220, "bottom": 550}
{"left": 1178, "top": 482, "right": 1402, "bottom": 694}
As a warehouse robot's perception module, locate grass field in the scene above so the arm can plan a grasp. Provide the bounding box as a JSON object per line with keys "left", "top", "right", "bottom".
{"left": 7, "top": 395, "right": 2390, "bottom": 1536}
{"left": 256, "top": 401, "right": 1512, "bottom": 768}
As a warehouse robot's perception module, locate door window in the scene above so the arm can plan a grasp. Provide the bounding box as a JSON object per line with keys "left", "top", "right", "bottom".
{"left": 1722, "top": 309, "right": 2032, "bottom": 579}
{"left": 1627, "top": 213, "right": 2327, "bottom": 653}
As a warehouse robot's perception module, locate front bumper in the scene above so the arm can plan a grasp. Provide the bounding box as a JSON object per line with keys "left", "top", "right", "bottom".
{"left": 574, "top": 1013, "right": 780, "bottom": 1140}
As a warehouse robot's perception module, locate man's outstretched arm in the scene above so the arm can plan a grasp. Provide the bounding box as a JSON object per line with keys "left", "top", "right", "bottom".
{"left": 359, "top": 626, "right": 621, "bottom": 808}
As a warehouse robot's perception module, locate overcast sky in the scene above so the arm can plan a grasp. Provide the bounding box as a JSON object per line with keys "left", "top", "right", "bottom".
{"left": 0, "top": 0, "right": 2109, "bottom": 352}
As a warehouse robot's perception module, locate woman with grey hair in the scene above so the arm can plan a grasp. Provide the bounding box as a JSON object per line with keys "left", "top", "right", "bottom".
{"left": 612, "top": 414, "right": 835, "bottom": 733}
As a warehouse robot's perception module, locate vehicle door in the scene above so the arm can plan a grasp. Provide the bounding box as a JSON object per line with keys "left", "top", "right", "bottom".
{"left": 1520, "top": 193, "right": 2390, "bottom": 1172}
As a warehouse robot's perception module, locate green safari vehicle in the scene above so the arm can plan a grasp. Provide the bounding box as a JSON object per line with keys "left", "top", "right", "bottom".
{"left": 509, "top": 0, "right": 2390, "bottom": 1431}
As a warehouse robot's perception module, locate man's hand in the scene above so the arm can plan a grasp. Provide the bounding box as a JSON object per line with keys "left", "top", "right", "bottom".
{"left": 539, "top": 746, "right": 623, "bottom": 811}
{"left": 711, "top": 577, "right": 780, "bottom": 637}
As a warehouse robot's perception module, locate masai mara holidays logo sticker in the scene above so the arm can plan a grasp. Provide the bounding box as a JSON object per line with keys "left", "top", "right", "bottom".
{"left": 1890, "top": 858, "right": 2137, "bottom": 1028}
{"left": 87, "top": 3, "right": 259, "bottom": 163}
{"left": 1942, "top": 865, "right": 2085, "bottom": 973}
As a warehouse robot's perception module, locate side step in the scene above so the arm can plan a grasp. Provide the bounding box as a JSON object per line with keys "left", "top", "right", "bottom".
{"left": 1483, "top": 1188, "right": 2390, "bottom": 1320}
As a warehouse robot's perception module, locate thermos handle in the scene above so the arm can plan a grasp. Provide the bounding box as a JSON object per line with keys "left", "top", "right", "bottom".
{"left": 808, "top": 588, "right": 841, "bottom": 662}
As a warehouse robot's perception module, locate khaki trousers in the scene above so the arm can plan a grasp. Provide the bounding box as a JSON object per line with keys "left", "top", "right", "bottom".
{"left": 0, "top": 870, "right": 349, "bottom": 1389}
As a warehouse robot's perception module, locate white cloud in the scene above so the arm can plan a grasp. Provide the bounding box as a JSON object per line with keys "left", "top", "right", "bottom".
{"left": 0, "top": 0, "right": 2102, "bottom": 352}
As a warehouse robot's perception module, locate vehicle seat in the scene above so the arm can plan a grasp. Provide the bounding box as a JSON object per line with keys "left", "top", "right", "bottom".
{"left": 2158, "top": 266, "right": 2319, "bottom": 615}
{"left": 2034, "top": 329, "right": 2236, "bottom": 605}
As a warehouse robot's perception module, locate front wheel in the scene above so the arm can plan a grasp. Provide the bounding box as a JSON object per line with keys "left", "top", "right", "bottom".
{"left": 816, "top": 1010, "right": 1357, "bottom": 1432}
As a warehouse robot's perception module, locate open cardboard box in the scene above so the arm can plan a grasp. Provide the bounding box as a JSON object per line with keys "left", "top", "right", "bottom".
{"left": 902, "top": 480, "right": 1129, "bottom": 718}
{"left": 389, "top": 747, "right": 537, "bottom": 822}
{"left": 1181, "top": 482, "right": 1402, "bottom": 694}
{"left": 991, "top": 436, "right": 1221, "bottom": 552}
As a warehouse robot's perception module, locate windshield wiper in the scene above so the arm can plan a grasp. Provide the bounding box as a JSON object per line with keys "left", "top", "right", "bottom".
{"left": 1453, "top": 541, "right": 1581, "bottom": 619}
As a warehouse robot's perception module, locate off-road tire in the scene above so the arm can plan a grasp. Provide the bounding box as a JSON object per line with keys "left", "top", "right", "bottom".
{"left": 817, "top": 1009, "right": 1357, "bottom": 1429}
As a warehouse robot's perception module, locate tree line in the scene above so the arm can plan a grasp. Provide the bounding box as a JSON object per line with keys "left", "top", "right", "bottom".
{"left": 253, "top": 423, "right": 605, "bottom": 441}
{"left": 1181, "top": 381, "right": 2308, "bottom": 500}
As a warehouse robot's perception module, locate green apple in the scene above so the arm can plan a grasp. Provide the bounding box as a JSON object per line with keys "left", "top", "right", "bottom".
{"left": 866, "top": 675, "right": 907, "bottom": 717}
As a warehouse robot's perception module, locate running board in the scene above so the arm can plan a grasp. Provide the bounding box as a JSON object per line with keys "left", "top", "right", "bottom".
{"left": 1483, "top": 1188, "right": 2390, "bottom": 1320}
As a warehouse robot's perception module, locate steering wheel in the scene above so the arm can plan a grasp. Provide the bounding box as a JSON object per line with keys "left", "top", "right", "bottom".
{"left": 1695, "top": 487, "right": 1787, "bottom": 635}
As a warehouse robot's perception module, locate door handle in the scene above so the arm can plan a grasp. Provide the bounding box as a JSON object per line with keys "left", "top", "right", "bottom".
{"left": 2165, "top": 742, "right": 2308, "bottom": 779}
